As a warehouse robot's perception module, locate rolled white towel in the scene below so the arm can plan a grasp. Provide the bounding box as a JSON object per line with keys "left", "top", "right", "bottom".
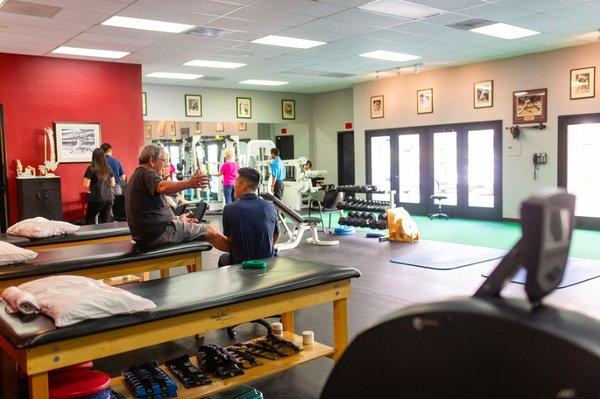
{"left": 1, "top": 286, "right": 40, "bottom": 314}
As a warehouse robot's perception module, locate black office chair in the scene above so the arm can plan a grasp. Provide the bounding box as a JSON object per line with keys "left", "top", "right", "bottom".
{"left": 428, "top": 180, "right": 448, "bottom": 219}
{"left": 308, "top": 189, "right": 343, "bottom": 232}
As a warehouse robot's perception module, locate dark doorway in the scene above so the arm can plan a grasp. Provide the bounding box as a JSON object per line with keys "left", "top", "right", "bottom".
{"left": 276, "top": 135, "right": 294, "bottom": 160}
{"left": 338, "top": 131, "right": 355, "bottom": 185}
{"left": 0, "top": 104, "right": 8, "bottom": 232}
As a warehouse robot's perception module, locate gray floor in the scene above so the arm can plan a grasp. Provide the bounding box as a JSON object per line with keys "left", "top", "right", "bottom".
{"left": 96, "top": 217, "right": 600, "bottom": 398}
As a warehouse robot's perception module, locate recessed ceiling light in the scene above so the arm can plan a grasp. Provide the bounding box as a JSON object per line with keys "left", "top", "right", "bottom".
{"left": 359, "top": 50, "right": 421, "bottom": 62}
{"left": 359, "top": 0, "right": 442, "bottom": 19}
{"left": 470, "top": 23, "right": 539, "bottom": 39}
{"left": 239, "top": 79, "right": 289, "bottom": 86}
{"left": 102, "top": 16, "right": 194, "bottom": 33}
{"left": 252, "top": 35, "right": 325, "bottom": 49}
{"left": 146, "top": 72, "right": 203, "bottom": 80}
{"left": 51, "top": 46, "right": 129, "bottom": 59}
{"left": 184, "top": 60, "right": 246, "bottom": 69}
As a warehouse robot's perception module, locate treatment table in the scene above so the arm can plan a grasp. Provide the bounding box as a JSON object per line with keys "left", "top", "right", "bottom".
{"left": 0, "top": 257, "right": 360, "bottom": 398}
{"left": 0, "top": 240, "right": 211, "bottom": 290}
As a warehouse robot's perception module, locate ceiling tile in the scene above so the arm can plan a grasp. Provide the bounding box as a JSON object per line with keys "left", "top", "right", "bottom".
{"left": 0, "top": 41, "right": 54, "bottom": 54}
{"left": 131, "top": 0, "right": 243, "bottom": 16}
{"left": 507, "top": 13, "right": 582, "bottom": 33}
{"left": 326, "top": 9, "right": 410, "bottom": 28}
{"left": 206, "top": 17, "right": 289, "bottom": 34}
{"left": 24, "top": 0, "right": 129, "bottom": 14}
{"left": 403, "top": 0, "right": 488, "bottom": 12}
{"left": 545, "top": 3, "right": 600, "bottom": 24}
{"left": 496, "top": 0, "right": 589, "bottom": 12}
{"left": 0, "top": 10, "right": 94, "bottom": 31}
{"left": 72, "top": 31, "right": 161, "bottom": 47}
{"left": 295, "top": 18, "right": 377, "bottom": 35}
{"left": 251, "top": 0, "right": 349, "bottom": 17}
{"left": 53, "top": 9, "right": 110, "bottom": 24}
{"left": 275, "top": 27, "right": 350, "bottom": 42}
{"left": 118, "top": 4, "right": 216, "bottom": 25}
{"left": 85, "top": 25, "right": 172, "bottom": 40}
{"left": 0, "top": 23, "right": 76, "bottom": 39}
{"left": 0, "top": 31, "right": 63, "bottom": 45}
{"left": 224, "top": 6, "right": 316, "bottom": 26}
{"left": 459, "top": 3, "right": 537, "bottom": 21}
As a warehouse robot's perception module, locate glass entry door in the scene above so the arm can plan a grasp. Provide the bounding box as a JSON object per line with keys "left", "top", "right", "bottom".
{"left": 558, "top": 114, "right": 600, "bottom": 228}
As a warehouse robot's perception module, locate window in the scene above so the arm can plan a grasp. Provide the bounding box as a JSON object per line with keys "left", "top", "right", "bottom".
{"left": 398, "top": 134, "right": 420, "bottom": 203}
{"left": 433, "top": 131, "right": 457, "bottom": 206}
{"left": 370, "top": 136, "right": 391, "bottom": 201}
{"left": 468, "top": 129, "right": 494, "bottom": 208}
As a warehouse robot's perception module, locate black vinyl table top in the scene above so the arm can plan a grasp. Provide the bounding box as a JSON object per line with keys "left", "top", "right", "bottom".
{"left": 0, "top": 222, "right": 130, "bottom": 247}
{"left": 0, "top": 257, "right": 360, "bottom": 348}
{"left": 0, "top": 240, "right": 212, "bottom": 281}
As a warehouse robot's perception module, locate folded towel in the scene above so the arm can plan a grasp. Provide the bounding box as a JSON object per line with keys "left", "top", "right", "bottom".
{"left": 2, "top": 286, "right": 40, "bottom": 314}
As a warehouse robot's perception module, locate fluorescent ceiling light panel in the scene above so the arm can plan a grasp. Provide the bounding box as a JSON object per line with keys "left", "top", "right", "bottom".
{"left": 146, "top": 72, "right": 203, "bottom": 80}
{"left": 184, "top": 60, "right": 246, "bottom": 69}
{"left": 359, "top": 0, "right": 442, "bottom": 19}
{"left": 359, "top": 50, "right": 421, "bottom": 62}
{"left": 470, "top": 23, "right": 539, "bottom": 39}
{"left": 102, "top": 16, "right": 194, "bottom": 33}
{"left": 239, "top": 79, "right": 289, "bottom": 86}
{"left": 51, "top": 46, "right": 129, "bottom": 59}
{"left": 251, "top": 35, "right": 325, "bottom": 49}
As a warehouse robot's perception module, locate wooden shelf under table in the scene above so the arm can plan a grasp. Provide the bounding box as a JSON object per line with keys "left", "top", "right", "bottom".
{"left": 109, "top": 333, "right": 334, "bottom": 398}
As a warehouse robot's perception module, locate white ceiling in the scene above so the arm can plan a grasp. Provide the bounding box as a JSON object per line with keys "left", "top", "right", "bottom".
{"left": 1, "top": 0, "right": 599, "bottom": 93}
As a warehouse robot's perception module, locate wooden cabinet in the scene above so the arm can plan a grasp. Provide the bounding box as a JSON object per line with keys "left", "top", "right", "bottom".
{"left": 16, "top": 177, "right": 62, "bottom": 220}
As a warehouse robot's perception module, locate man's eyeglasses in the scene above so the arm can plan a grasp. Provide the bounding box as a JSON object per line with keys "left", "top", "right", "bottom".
{"left": 157, "top": 157, "right": 169, "bottom": 163}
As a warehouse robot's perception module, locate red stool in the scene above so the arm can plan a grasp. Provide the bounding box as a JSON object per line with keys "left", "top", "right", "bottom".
{"left": 49, "top": 369, "right": 110, "bottom": 399}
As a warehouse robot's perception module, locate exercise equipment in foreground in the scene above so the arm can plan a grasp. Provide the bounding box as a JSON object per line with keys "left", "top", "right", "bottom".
{"left": 259, "top": 192, "right": 339, "bottom": 249}
{"left": 322, "top": 189, "right": 600, "bottom": 399}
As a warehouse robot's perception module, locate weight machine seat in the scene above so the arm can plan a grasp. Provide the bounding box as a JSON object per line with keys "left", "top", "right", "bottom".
{"left": 0, "top": 257, "right": 360, "bottom": 349}
{"left": 304, "top": 217, "right": 323, "bottom": 225}
{"left": 0, "top": 222, "right": 130, "bottom": 248}
{"left": 0, "top": 240, "right": 212, "bottom": 281}
{"left": 321, "top": 297, "right": 600, "bottom": 399}
{"left": 259, "top": 192, "right": 305, "bottom": 224}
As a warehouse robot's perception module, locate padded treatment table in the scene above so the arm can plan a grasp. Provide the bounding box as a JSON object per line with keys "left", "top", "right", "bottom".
{"left": 0, "top": 222, "right": 131, "bottom": 251}
{"left": 0, "top": 257, "right": 360, "bottom": 399}
{"left": 0, "top": 240, "right": 211, "bottom": 290}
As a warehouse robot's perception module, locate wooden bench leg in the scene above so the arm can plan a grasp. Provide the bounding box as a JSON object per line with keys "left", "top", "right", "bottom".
{"left": 281, "top": 311, "right": 294, "bottom": 333}
{"left": 160, "top": 269, "right": 170, "bottom": 278}
{"left": 0, "top": 351, "right": 18, "bottom": 399}
{"left": 186, "top": 252, "right": 202, "bottom": 273}
{"left": 141, "top": 272, "right": 150, "bottom": 281}
{"left": 332, "top": 298, "right": 348, "bottom": 362}
{"left": 28, "top": 373, "right": 49, "bottom": 399}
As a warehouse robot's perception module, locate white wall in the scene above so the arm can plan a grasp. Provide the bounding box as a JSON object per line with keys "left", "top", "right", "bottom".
{"left": 348, "top": 42, "right": 600, "bottom": 218}
{"left": 311, "top": 88, "right": 354, "bottom": 185}
{"left": 143, "top": 84, "right": 312, "bottom": 124}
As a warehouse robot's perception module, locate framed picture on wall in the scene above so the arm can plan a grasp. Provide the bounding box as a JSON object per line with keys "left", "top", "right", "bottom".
{"left": 168, "top": 121, "right": 177, "bottom": 136}
{"left": 185, "top": 94, "right": 202, "bottom": 117}
{"left": 145, "top": 123, "right": 152, "bottom": 139}
{"left": 238, "top": 122, "right": 247, "bottom": 131}
{"left": 194, "top": 121, "right": 202, "bottom": 134}
{"left": 142, "top": 92, "right": 147, "bottom": 116}
{"left": 216, "top": 122, "right": 225, "bottom": 132}
{"left": 236, "top": 97, "right": 251, "bottom": 119}
{"left": 570, "top": 67, "right": 595, "bottom": 99}
{"left": 54, "top": 122, "right": 101, "bottom": 163}
{"left": 158, "top": 120, "right": 166, "bottom": 137}
{"left": 417, "top": 88, "right": 433, "bottom": 114}
{"left": 474, "top": 80, "right": 493, "bottom": 108}
{"left": 513, "top": 88, "right": 547, "bottom": 124}
{"left": 370, "top": 95, "right": 384, "bottom": 118}
{"left": 282, "top": 99, "right": 295, "bottom": 120}
{"left": 180, "top": 127, "right": 190, "bottom": 139}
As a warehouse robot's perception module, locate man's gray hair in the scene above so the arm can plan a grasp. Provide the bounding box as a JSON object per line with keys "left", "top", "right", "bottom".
{"left": 138, "top": 144, "right": 164, "bottom": 164}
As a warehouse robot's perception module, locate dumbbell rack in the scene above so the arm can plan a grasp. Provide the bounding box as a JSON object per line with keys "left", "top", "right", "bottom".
{"left": 336, "top": 186, "right": 396, "bottom": 231}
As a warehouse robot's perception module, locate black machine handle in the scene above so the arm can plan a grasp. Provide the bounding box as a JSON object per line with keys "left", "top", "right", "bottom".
{"left": 36, "top": 192, "right": 41, "bottom": 200}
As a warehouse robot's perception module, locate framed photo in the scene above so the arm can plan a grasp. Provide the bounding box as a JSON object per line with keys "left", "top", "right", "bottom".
{"left": 417, "top": 88, "right": 433, "bottom": 114}
{"left": 185, "top": 94, "right": 202, "bottom": 117}
{"left": 54, "top": 122, "right": 101, "bottom": 163}
{"left": 238, "top": 122, "right": 247, "bottom": 131}
{"left": 570, "top": 67, "right": 595, "bottom": 100}
{"left": 194, "top": 121, "right": 202, "bottom": 134}
{"left": 142, "top": 92, "right": 147, "bottom": 116}
{"left": 474, "top": 80, "right": 493, "bottom": 108}
{"left": 370, "top": 95, "right": 384, "bottom": 118}
{"left": 145, "top": 123, "right": 152, "bottom": 139}
{"left": 168, "top": 121, "right": 176, "bottom": 136}
{"left": 216, "top": 122, "right": 224, "bottom": 132}
{"left": 513, "top": 88, "right": 547, "bottom": 124}
{"left": 236, "top": 97, "right": 251, "bottom": 119}
{"left": 180, "top": 127, "right": 190, "bottom": 139}
{"left": 282, "top": 99, "right": 295, "bottom": 120}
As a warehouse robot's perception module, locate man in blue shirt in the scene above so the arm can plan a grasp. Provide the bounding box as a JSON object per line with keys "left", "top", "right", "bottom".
{"left": 101, "top": 143, "right": 126, "bottom": 195}
{"left": 218, "top": 167, "right": 279, "bottom": 266}
{"left": 270, "top": 148, "right": 285, "bottom": 200}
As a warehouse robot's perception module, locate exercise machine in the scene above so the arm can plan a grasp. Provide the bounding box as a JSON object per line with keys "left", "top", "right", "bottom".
{"left": 322, "top": 189, "right": 599, "bottom": 399}
{"left": 281, "top": 157, "right": 329, "bottom": 210}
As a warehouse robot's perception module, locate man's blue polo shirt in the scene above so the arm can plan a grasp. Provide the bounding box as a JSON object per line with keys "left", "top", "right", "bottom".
{"left": 106, "top": 155, "right": 125, "bottom": 185}
{"left": 222, "top": 193, "right": 279, "bottom": 264}
{"left": 271, "top": 157, "right": 285, "bottom": 181}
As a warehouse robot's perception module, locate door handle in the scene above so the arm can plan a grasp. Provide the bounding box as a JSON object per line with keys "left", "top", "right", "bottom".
{"left": 43, "top": 192, "right": 49, "bottom": 200}
{"left": 36, "top": 192, "right": 41, "bottom": 200}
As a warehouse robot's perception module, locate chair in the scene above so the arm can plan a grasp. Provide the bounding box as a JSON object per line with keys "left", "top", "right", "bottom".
{"left": 429, "top": 180, "right": 448, "bottom": 219}
{"left": 308, "top": 189, "right": 344, "bottom": 232}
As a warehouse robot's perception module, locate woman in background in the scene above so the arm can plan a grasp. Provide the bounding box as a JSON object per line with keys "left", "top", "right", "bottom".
{"left": 83, "top": 148, "right": 115, "bottom": 224}
{"left": 214, "top": 147, "right": 239, "bottom": 205}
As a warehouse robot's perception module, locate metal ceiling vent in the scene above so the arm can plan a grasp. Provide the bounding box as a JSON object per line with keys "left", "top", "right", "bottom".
{"left": 447, "top": 19, "right": 493, "bottom": 31}
{"left": 1, "top": 0, "right": 61, "bottom": 18}
{"left": 185, "top": 27, "right": 231, "bottom": 38}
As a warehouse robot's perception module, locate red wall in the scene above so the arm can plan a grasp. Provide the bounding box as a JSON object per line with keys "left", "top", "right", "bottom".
{"left": 0, "top": 53, "right": 143, "bottom": 223}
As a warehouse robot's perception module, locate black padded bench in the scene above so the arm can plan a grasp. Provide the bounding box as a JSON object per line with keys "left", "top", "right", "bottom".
{"left": 0, "top": 221, "right": 131, "bottom": 250}
{"left": 0, "top": 240, "right": 211, "bottom": 290}
{"left": 0, "top": 257, "right": 360, "bottom": 398}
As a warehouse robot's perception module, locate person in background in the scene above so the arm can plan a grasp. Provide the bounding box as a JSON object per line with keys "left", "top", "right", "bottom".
{"left": 304, "top": 160, "right": 313, "bottom": 172}
{"left": 213, "top": 148, "right": 239, "bottom": 204}
{"left": 161, "top": 160, "right": 189, "bottom": 209}
{"left": 83, "top": 148, "right": 115, "bottom": 224}
{"left": 100, "top": 143, "right": 125, "bottom": 195}
{"left": 270, "top": 148, "right": 285, "bottom": 200}
{"left": 218, "top": 167, "right": 279, "bottom": 267}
